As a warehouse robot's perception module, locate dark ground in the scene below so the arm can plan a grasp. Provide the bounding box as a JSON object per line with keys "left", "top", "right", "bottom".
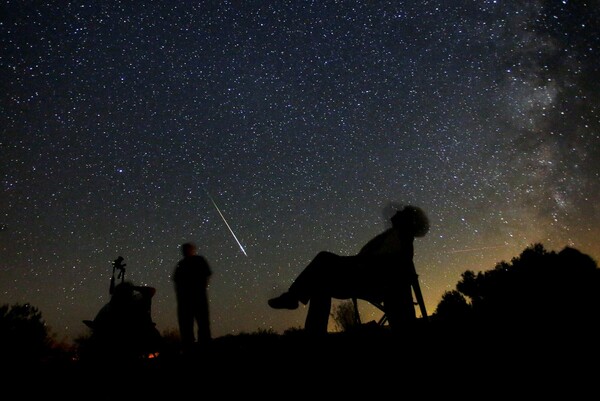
{"left": 10, "top": 321, "right": 597, "bottom": 399}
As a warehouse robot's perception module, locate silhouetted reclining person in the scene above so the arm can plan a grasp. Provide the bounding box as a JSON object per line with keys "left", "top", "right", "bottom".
{"left": 86, "top": 281, "right": 161, "bottom": 361}
{"left": 268, "top": 205, "right": 429, "bottom": 334}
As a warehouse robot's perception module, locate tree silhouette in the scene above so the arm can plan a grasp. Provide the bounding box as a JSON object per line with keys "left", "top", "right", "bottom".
{"left": 0, "top": 303, "right": 55, "bottom": 366}
{"left": 434, "top": 243, "right": 600, "bottom": 335}
{"left": 433, "top": 290, "right": 471, "bottom": 325}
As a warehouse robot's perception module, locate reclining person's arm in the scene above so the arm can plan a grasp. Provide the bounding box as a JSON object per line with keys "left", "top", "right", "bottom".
{"left": 358, "top": 230, "right": 391, "bottom": 256}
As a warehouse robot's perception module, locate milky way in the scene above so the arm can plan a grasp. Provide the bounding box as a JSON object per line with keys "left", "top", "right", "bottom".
{"left": 1, "top": 1, "right": 598, "bottom": 343}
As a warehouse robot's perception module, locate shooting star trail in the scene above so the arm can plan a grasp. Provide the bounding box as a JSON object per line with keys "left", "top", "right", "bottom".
{"left": 447, "top": 245, "right": 507, "bottom": 254}
{"left": 205, "top": 190, "right": 248, "bottom": 257}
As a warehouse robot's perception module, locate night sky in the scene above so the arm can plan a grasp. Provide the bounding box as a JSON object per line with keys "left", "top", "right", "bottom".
{"left": 2, "top": 1, "right": 599, "bottom": 344}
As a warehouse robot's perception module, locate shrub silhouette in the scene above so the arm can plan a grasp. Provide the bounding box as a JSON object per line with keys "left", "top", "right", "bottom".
{"left": 331, "top": 300, "right": 358, "bottom": 332}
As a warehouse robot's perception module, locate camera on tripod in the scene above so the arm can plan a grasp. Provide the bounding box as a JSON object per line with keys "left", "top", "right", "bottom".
{"left": 110, "top": 256, "right": 126, "bottom": 295}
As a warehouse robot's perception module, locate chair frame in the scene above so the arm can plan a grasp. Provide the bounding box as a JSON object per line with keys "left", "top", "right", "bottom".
{"left": 351, "top": 266, "right": 428, "bottom": 326}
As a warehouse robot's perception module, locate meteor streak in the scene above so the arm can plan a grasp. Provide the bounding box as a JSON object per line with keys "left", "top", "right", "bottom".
{"left": 205, "top": 190, "right": 248, "bottom": 257}
{"left": 447, "top": 245, "right": 507, "bottom": 254}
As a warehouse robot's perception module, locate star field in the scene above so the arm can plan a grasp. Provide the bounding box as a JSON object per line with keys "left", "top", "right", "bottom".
{"left": 1, "top": 1, "right": 599, "bottom": 343}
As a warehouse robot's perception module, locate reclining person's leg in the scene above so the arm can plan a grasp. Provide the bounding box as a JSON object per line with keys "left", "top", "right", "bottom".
{"left": 268, "top": 251, "right": 346, "bottom": 308}
{"left": 304, "top": 294, "right": 331, "bottom": 335}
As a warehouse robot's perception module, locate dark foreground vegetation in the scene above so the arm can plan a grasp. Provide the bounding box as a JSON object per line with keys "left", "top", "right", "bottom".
{"left": 2, "top": 243, "right": 599, "bottom": 397}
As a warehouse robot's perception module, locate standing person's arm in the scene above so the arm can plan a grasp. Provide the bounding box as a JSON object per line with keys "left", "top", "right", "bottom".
{"left": 203, "top": 256, "right": 212, "bottom": 288}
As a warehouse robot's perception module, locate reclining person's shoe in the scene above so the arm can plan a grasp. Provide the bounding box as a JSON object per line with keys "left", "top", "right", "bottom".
{"left": 268, "top": 292, "right": 299, "bottom": 310}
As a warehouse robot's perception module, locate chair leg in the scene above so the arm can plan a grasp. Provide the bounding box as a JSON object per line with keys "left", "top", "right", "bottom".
{"left": 305, "top": 295, "right": 331, "bottom": 334}
{"left": 352, "top": 298, "right": 361, "bottom": 325}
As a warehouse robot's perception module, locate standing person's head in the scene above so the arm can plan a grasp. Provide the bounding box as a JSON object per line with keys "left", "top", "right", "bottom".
{"left": 391, "top": 205, "right": 429, "bottom": 238}
{"left": 181, "top": 242, "right": 197, "bottom": 257}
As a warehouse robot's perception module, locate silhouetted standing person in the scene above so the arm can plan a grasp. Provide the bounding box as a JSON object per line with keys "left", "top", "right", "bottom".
{"left": 268, "top": 205, "right": 429, "bottom": 335}
{"left": 172, "top": 242, "right": 212, "bottom": 354}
